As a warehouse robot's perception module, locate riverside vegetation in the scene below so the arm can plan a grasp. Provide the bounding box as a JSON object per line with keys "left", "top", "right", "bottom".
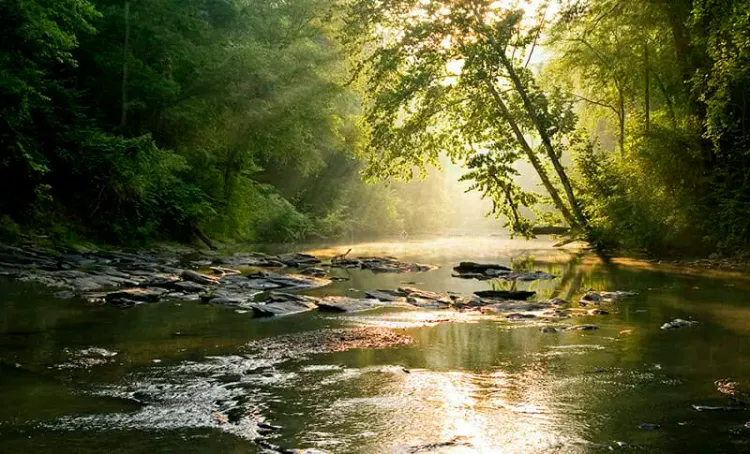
{"left": 2, "top": 0, "right": 750, "bottom": 256}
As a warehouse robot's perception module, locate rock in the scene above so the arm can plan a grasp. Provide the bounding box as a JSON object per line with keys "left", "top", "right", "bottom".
{"left": 331, "top": 256, "right": 438, "bottom": 273}
{"left": 600, "top": 291, "right": 637, "bottom": 302}
{"left": 181, "top": 270, "right": 219, "bottom": 286}
{"left": 504, "top": 271, "right": 555, "bottom": 281}
{"left": 549, "top": 297, "right": 568, "bottom": 306}
{"left": 53, "top": 290, "right": 75, "bottom": 299}
{"left": 587, "top": 308, "right": 609, "bottom": 316}
{"left": 692, "top": 405, "right": 745, "bottom": 412}
{"left": 276, "top": 253, "right": 321, "bottom": 267}
{"left": 473, "top": 290, "right": 535, "bottom": 300}
{"left": 300, "top": 266, "right": 327, "bottom": 277}
{"left": 541, "top": 326, "right": 559, "bottom": 333}
{"left": 172, "top": 281, "right": 208, "bottom": 293}
{"left": 246, "top": 270, "right": 331, "bottom": 291}
{"left": 579, "top": 291, "right": 602, "bottom": 305}
{"left": 365, "top": 289, "right": 407, "bottom": 302}
{"left": 398, "top": 286, "right": 452, "bottom": 305}
{"left": 479, "top": 300, "right": 548, "bottom": 313}
{"left": 105, "top": 287, "right": 167, "bottom": 304}
{"left": 248, "top": 292, "right": 319, "bottom": 317}
{"left": 453, "top": 262, "right": 511, "bottom": 273}
{"left": 316, "top": 296, "right": 384, "bottom": 313}
{"left": 205, "top": 297, "right": 249, "bottom": 306}
{"left": 638, "top": 423, "right": 661, "bottom": 431}
{"left": 139, "top": 274, "right": 181, "bottom": 288}
{"left": 209, "top": 266, "right": 241, "bottom": 276}
{"left": 661, "top": 319, "right": 698, "bottom": 330}
{"left": 566, "top": 324, "right": 599, "bottom": 331}
{"left": 505, "top": 313, "right": 537, "bottom": 320}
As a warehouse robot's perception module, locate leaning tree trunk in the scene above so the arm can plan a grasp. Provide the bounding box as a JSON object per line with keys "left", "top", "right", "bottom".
{"left": 483, "top": 79, "right": 579, "bottom": 229}
{"left": 499, "top": 56, "right": 588, "bottom": 229}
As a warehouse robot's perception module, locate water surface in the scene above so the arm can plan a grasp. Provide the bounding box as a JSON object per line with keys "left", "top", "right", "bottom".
{"left": 1, "top": 237, "right": 750, "bottom": 453}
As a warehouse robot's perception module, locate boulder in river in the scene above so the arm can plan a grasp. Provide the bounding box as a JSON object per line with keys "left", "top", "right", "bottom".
{"left": 330, "top": 256, "right": 437, "bottom": 273}
{"left": 661, "top": 319, "right": 698, "bottom": 330}
{"left": 248, "top": 292, "right": 319, "bottom": 317}
{"left": 245, "top": 270, "right": 331, "bottom": 291}
{"left": 365, "top": 289, "right": 407, "bottom": 302}
{"left": 316, "top": 296, "right": 385, "bottom": 313}
{"left": 473, "top": 290, "right": 536, "bottom": 300}
{"left": 579, "top": 291, "right": 602, "bottom": 306}
{"left": 566, "top": 324, "right": 599, "bottom": 331}
{"left": 181, "top": 270, "right": 220, "bottom": 286}
{"left": 105, "top": 287, "right": 167, "bottom": 305}
{"left": 452, "top": 262, "right": 555, "bottom": 281}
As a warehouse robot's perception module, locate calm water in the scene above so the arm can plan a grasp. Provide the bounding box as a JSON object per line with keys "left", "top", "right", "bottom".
{"left": 1, "top": 237, "right": 750, "bottom": 453}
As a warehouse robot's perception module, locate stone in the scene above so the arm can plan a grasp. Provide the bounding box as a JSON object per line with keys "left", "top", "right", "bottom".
{"left": 173, "top": 281, "right": 208, "bottom": 293}
{"left": 566, "top": 324, "right": 599, "bottom": 331}
{"left": 541, "top": 326, "right": 559, "bottom": 333}
{"left": 579, "top": 291, "right": 602, "bottom": 305}
{"left": 587, "top": 308, "right": 609, "bottom": 315}
{"left": 248, "top": 292, "right": 319, "bottom": 317}
{"left": 277, "top": 253, "right": 321, "bottom": 267}
{"left": 140, "top": 274, "right": 181, "bottom": 288}
{"left": 398, "top": 286, "right": 452, "bottom": 305}
{"left": 692, "top": 405, "right": 745, "bottom": 412}
{"left": 505, "top": 313, "right": 537, "bottom": 320}
{"left": 661, "top": 319, "right": 698, "bottom": 330}
{"left": 316, "top": 296, "right": 384, "bottom": 313}
{"left": 365, "top": 289, "right": 407, "bottom": 302}
{"left": 473, "top": 290, "right": 535, "bottom": 300}
{"left": 638, "top": 423, "right": 661, "bottom": 431}
{"left": 181, "top": 270, "right": 219, "bottom": 286}
{"left": 453, "top": 262, "right": 511, "bottom": 273}
{"left": 330, "top": 256, "right": 438, "bottom": 273}
{"left": 105, "top": 287, "right": 167, "bottom": 303}
{"left": 549, "top": 297, "right": 568, "bottom": 306}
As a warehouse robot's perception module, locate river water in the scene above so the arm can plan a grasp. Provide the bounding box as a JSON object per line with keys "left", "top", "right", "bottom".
{"left": 1, "top": 236, "right": 750, "bottom": 453}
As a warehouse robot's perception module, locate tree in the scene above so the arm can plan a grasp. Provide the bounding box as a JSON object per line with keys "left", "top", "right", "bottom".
{"left": 344, "top": 0, "right": 587, "bottom": 233}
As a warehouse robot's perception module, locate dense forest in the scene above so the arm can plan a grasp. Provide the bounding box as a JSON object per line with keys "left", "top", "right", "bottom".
{"left": 1, "top": 0, "right": 749, "bottom": 255}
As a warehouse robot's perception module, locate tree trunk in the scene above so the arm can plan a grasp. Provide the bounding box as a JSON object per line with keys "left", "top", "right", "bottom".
{"left": 618, "top": 90, "right": 625, "bottom": 155}
{"left": 483, "top": 79, "right": 579, "bottom": 229}
{"left": 120, "top": 0, "right": 130, "bottom": 132}
{"left": 654, "top": 72, "right": 677, "bottom": 129}
{"left": 644, "top": 43, "right": 650, "bottom": 133}
{"left": 499, "top": 55, "right": 588, "bottom": 228}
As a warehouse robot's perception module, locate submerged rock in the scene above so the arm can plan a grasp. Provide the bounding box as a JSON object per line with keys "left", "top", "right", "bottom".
{"left": 248, "top": 292, "right": 319, "bottom": 317}
{"left": 181, "top": 270, "right": 220, "bottom": 286}
{"left": 579, "top": 291, "right": 602, "bottom": 306}
{"left": 331, "top": 256, "right": 437, "bottom": 273}
{"left": 473, "top": 290, "right": 536, "bottom": 300}
{"left": 316, "top": 296, "right": 384, "bottom": 313}
{"left": 566, "top": 324, "right": 599, "bottom": 331}
{"left": 661, "top": 319, "right": 699, "bottom": 330}
{"left": 452, "top": 262, "right": 554, "bottom": 281}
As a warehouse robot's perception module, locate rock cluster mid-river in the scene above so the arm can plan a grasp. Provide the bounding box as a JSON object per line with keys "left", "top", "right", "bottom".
{"left": 1, "top": 236, "right": 750, "bottom": 453}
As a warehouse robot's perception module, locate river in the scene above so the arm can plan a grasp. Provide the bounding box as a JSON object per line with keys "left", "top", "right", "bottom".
{"left": 1, "top": 236, "right": 749, "bottom": 453}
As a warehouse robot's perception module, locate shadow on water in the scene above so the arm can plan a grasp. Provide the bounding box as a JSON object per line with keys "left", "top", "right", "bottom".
{"left": 1, "top": 236, "right": 750, "bottom": 453}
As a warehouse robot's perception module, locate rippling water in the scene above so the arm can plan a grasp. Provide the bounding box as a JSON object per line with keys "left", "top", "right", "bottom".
{"left": 1, "top": 236, "right": 750, "bottom": 453}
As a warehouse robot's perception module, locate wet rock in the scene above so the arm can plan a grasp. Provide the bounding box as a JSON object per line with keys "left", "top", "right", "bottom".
{"left": 454, "top": 262, "right": 511, "bottom": 274}
{"left": 105, "top": 287, "right": 167, "bottom": 304}
{"left": 139, "top": 274, "right": 182, "bottom": 288}
{"left": 173, "top": 281, "right": 208, "bottom": 293}
{"left": 692, "top": 404, "right": 746, "bottom": 412}
{"left": 579, "top": 291, "right": 602, "bottom": 305}
{"left": 365, "top": 289, "right": 407, "bottom": 302}
{"left": 479, "top": 300, "right": 549, "bottom": 314}
{"left": 299, "top": 266, "right": 327, "bottom": 277}
{"left": 331, "top": 256, "right": 437, "bottom": 273}
{"left": 587, "top": 308, "right": 610, "bottom": 316}
{"left": 474, "top": 290, "right": 536, "bottom": 300}
{"left": 661, "top": 319, "right": 699, "bottom": 330}
{"left": 638, "top": 423, "right": 661, "bottom": 431}
{"left": 246, "top": 271, "right": 331, "bottom": 291}
{"left": 601, "top": 291, "right": 637, "bottom": 302}
{"left": 541, "top": 326, "right": 559, "bottom": 333}
{"left": 248, "top": 292, "right": 319, "bottom": 317}
{"left": 398, "top": 286, "right": 452, "bottom": 305}
{"left": 210, "top": 266, "right": 241, "bottom": 277}
{"left": 505, "top": 312, "right": 537, "bottom": 320}
{"left": 54, "top": 290, "right": 76, "bottom": 299}
{"left": 317, "top": 296, "right": 383, "bottom": 313}
{"left": 566, "top": 324, "right": 599, "bottom": 331}
{"left": 276, "top": 253, "right": 321, "bottom": 267}
{"left": 181, "top": 270, "right": 220, "bottom": 286}
{"left": 205, "top": 297, "right": 249, "bottom": 307}
{"left": 549, "top": 297, "right": 568, "bottom": 306}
